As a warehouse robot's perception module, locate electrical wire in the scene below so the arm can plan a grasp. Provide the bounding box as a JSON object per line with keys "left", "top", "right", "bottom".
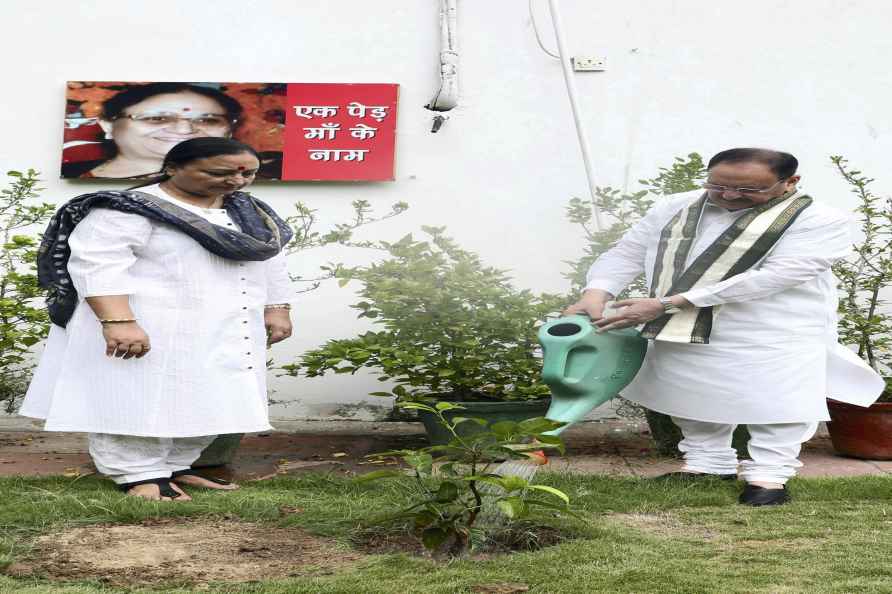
{"left": 529, "top": 0, "right": 560, "bottom": 59}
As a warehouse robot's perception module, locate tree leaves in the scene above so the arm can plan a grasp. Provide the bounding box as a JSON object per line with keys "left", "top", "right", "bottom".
{"left": 527, "top": 485, "right": 570, "bottom": 504}
{"left": 290, "top": 228, "right": 564, "bottom": 403}
{"left": 830, "top": 156, "right": 892, "bottom": 391}
{"left": 353, "top": 404, "right": 573, "bottom": 556}
{"left": 435, "top": 481, "right": 459, "bottom": 502}
{"left": 563, "top": 154, "right": 706, "bottom": 296}
{"left": 497, "top": 497, "right": 528, "bottom": 519}
{"left": 0, "top": 169, "right": 52, "bottom": 413}
{"left": 421, "top": 527, "right": 451, "bottom": 549}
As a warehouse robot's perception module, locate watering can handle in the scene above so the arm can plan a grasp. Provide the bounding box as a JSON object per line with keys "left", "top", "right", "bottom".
{"left": 541, "top": 345, "right": 571, "bottom": 387}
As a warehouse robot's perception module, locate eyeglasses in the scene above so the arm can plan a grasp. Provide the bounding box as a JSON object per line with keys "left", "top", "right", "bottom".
{"left": 702, "top": 178, "right": 788, "bottom": 196}
{"left": 116, "top": 111, "right": 235, "bottom": 130}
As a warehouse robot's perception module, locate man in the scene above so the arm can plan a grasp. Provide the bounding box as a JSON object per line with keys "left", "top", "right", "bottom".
{"left": 565, "top": 148, "right": 884, "bottom": 506}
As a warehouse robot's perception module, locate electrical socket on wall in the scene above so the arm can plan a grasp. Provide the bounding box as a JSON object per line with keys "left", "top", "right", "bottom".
{"left": 572, "top": 56, "right": 606, "bottom": 72}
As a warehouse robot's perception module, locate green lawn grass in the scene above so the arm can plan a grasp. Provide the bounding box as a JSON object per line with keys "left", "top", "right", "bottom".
{"left": 1, "top": 473, "right": 891, "bottom": 593}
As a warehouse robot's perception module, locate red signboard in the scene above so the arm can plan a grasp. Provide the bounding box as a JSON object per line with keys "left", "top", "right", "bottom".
{"left": 62, "top": 81, "right": 399, "bottom": 182}
{"left": 283, "top": 83, "right": 398, "bottom": 181}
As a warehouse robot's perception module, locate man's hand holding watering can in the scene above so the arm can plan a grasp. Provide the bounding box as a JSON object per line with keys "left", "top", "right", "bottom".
{"left": 563, "top": 288, "right": 612, "bottom": 320}
{"left": 564, "top": 289, "right": 692, "bottom": 332}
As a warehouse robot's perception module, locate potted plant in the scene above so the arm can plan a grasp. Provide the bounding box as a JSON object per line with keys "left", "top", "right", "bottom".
{"left": 826, "top": 156, "right": 892, "bottom": 459}
{"left": 0, "top": 170, "right": 54, "bottom": 415}
{"left": 287, "top": 227, "right": 564, "bottom": 444}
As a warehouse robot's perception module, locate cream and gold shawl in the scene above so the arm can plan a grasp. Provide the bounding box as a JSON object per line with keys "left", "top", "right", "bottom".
{"left": 640, "top": 192, "right": 813, "bottom": 344}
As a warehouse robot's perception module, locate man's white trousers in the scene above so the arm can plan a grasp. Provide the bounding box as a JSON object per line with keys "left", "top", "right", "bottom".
{"left": 671, "top": 417, "right": 819, "bottom": 484}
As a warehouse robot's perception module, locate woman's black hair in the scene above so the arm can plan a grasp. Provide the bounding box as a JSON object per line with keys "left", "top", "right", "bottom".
{"left": 707, "top": 148, "right": 799, "bottom": 180}
{"left": 101, "top": 82, "right": 243, "bottom": 123}
{"left": 127, "top": 137, "right": 260, "bottom": 190}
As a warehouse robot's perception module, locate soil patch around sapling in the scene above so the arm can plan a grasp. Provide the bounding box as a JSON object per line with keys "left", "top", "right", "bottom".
{"left": 477, "top": 523, "right": 571, "bottom": 554}
{"left": 351, "top": 521, "right": 575, "bottom": 558}
{"left": 6, "top": 517, "right": 365, "bottom": 587}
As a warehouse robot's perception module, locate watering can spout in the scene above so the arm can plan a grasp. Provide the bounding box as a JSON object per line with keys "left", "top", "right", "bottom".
{"left": 538, "top": 315, "right": 647, "bottom": 434}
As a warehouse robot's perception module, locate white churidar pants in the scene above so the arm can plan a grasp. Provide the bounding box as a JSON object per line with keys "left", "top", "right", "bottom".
{"left": 88, "top": 433, "right": 218, "bottom": 485}
{"left": 671, "top": 417, "right": 819, "bottom": 484}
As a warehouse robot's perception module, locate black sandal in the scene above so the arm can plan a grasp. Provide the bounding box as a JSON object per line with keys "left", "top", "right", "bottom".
{"left": 170, "top": 468, "right": 234, "bottom": 487}
{"left": 118, "top": 477, "right": 182, "bottom": 499}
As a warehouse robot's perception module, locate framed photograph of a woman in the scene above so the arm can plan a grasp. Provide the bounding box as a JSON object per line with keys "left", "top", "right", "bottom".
{"left": 63, "top": 81, "right": 400, "bottom": 182}
{"left": 63, "top": 82, "right": 286, "bottom": 180}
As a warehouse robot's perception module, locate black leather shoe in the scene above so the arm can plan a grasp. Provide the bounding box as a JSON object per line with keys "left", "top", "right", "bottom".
{"left": 739, "top": 484, "right": 790, "bottom": 506}
{"left": 651, "top": 471, "right": 738, "bottom": 481}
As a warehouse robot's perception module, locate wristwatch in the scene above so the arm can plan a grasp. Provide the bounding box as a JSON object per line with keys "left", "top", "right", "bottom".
{"left": 658, "top": 297, "right": 682, "bottom": 315}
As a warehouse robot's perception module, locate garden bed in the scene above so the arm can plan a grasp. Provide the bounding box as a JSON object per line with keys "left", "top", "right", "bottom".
{"left": 3, "top": 474, "right": 892, "bottom": 593}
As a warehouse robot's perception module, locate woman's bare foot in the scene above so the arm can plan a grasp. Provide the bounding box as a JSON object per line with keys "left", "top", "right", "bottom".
{"left": 172, "top": 473, "right": 240, "bottom": 491}
{"left": 125, "top": 480, "right": 192, "bottom": 501}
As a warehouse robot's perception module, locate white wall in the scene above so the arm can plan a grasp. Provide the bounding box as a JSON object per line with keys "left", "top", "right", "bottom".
{"left": 2, "top": 1, "right": 890, "bottom": 420}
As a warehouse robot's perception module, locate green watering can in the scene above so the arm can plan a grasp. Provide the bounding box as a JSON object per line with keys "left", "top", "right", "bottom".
{"left": 538, "top": 315, "right": 648, "bottom": 434}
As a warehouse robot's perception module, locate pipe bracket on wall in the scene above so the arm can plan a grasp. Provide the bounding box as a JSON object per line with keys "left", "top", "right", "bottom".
{"left": 430, "top": 115, "right": 448, "bottom": 133}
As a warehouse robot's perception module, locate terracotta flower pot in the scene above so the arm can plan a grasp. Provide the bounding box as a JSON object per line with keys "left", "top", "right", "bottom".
{"left": 826, "top": 398, "right": 892, "bottom": 460}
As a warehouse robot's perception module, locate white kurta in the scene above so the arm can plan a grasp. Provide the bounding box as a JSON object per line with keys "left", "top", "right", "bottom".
{"left": 20, "top": 184, "right": 293, "bottom": 437}
{"left": 586, "top": 190, "right": 884, "bottom": 424}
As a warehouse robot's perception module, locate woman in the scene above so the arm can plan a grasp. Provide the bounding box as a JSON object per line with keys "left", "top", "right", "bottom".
{"left": 22, "top": 137, "right": 294, "bottom": 501}
{"left": 63, "top": 83, "right": 242, "bottom": 180}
